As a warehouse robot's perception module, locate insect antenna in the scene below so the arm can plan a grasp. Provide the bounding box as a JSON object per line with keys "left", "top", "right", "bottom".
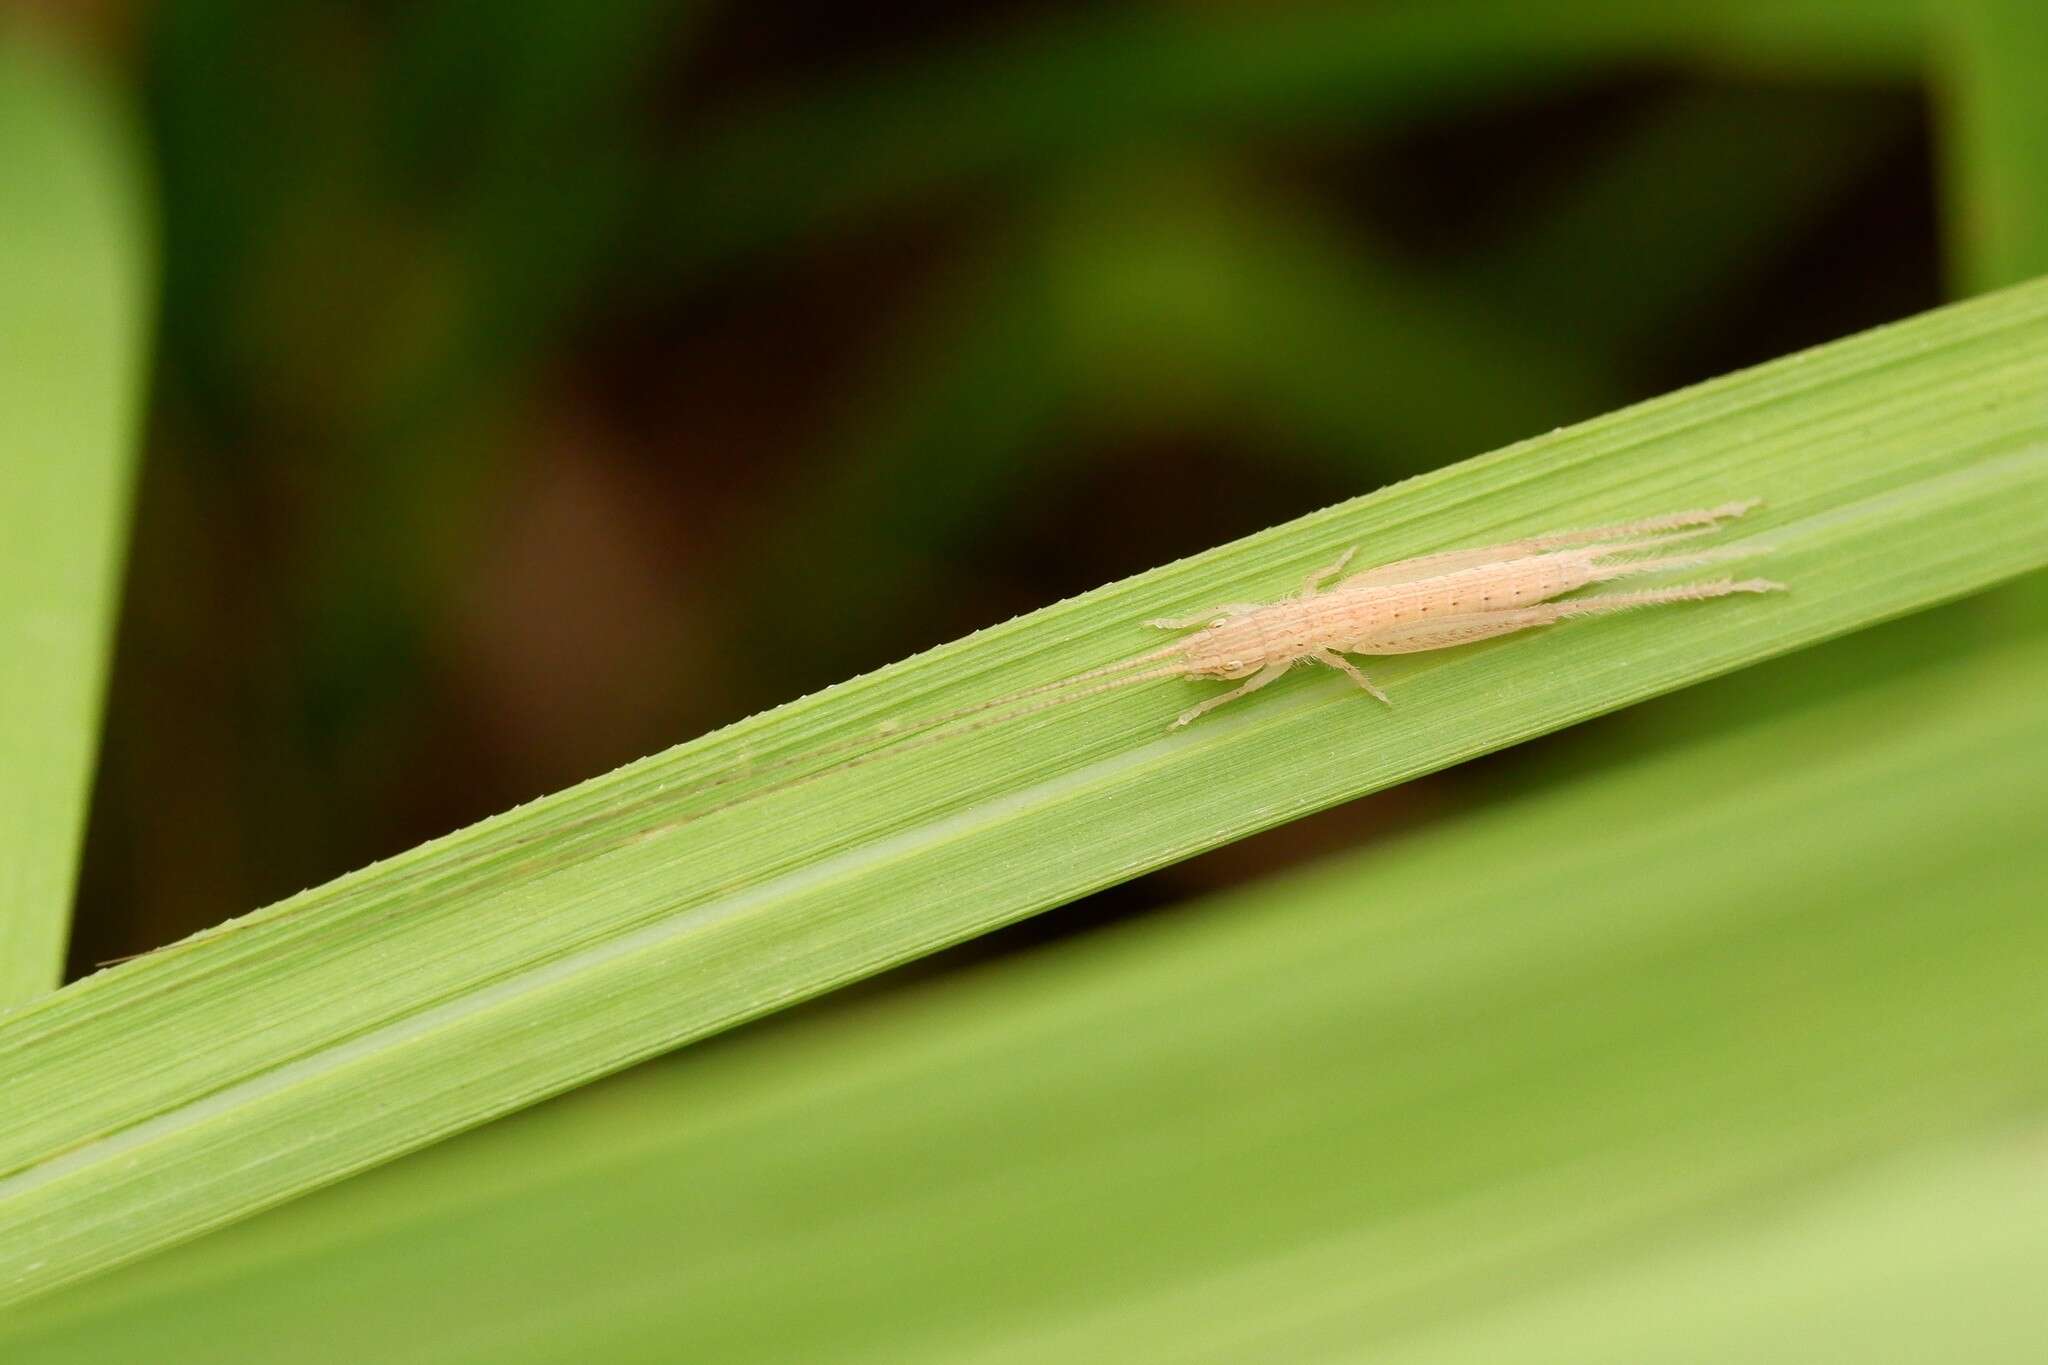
{"left": 874, "top": 638, "right": 1192, "bottom": 735}
{"left": 499, "top": 637, "right": 1198, "bottom": 871}
{"left": 686, "top": 639, "right": 1193, "bottom": 795}
{"left": 622, "top": 657, "right": 1197, "bottom": 843}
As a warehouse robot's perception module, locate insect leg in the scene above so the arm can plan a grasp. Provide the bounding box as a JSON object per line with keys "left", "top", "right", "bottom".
{"left": 1588, "top": 547, "right": 1750, "bottom": 581}
{"left": 1349, "top": 578, "right": 1784, "bottom": 655}
{"left": 1309, "top": 649, "right": 1391, "bottom": 706}
{"left": 1338, "top": 501, "right": 1758, "bottom": 590}
{"left": 1554, "top": 499, "right": 1759, "bottom": 543}
{"left": 1172, "top": 661, "right": 1290, "bottom": 729}
{"left": 1298, "top": 546, "right": 1359, "bottom": 598}
{"left": 1145, "top": 604, "right": 1262, "bottom": 629}
{"left": 1549, "top": 578, "right": 1786, "bottom": 612}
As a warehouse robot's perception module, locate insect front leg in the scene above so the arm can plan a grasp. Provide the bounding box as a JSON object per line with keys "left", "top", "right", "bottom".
{"left": 1297, "top": 546, "right": 1358, "bottom": 598}
{"left": 1172, "top": 661, "right": 1290, "bottom": 729}
{"left": 1145, "top": 603, "right": 1262, "bottom": 629}
{"left": 1309, "top": 649, "right": 1391, "bottom": 706}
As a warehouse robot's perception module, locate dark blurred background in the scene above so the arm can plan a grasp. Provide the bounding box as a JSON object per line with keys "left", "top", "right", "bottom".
{"left": 64, "top": 1, "right": 1945, "bottom": 975}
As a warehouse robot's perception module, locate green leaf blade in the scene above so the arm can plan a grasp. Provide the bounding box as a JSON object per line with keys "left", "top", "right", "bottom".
{"left": 9, "top": 602, "right": 2048, "bottom": 1361}
{"left": 0, "top": 32, "right": 153, "bottom": 1005}
{"left": 3, "top": 278, "right": 2048, "bottom": 1305}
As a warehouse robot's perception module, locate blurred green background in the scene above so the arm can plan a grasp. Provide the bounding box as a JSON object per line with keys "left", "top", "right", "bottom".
{"left": 65, "top": 0, "right": 1956, "bottom": 971}
{"left": 12, "top": 0, "right": 2048, "bottom": 1358}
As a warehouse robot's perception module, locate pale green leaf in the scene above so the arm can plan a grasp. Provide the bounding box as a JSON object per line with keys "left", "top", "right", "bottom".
{"left": 0, "top": 33, "right": 153, "bottom": 1004}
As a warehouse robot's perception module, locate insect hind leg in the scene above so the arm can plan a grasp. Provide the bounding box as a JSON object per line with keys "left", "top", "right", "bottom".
{"left": 1349, "top": 578, "right": 1783, "bottom": 656}
{"left": 1551, "top": 578, "right": 1786, "bottom": 614}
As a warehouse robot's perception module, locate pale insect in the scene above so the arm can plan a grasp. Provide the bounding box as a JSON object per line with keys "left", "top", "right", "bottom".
{"left": 849, "top": 497, "right": 1781, "bottom": 745}
{"left": 701, "top": 498, "right": 1783, "bottom": 801}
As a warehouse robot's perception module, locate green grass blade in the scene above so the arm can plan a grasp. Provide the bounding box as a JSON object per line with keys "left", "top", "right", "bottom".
{"left": 1938, "top": 0, "right": 2048, "bottom": 296}
{"left": 3, "top": 279, "right": 2048, "bottom": 1305}
{"left": 1934, "top": 1, "right": 2048, "bottom": 623}
{"left": 0, "top": 33, "right": 153, "bottom": 1004}
{"left": 9, "top": 614, "right": 2046, "bottom": 1360}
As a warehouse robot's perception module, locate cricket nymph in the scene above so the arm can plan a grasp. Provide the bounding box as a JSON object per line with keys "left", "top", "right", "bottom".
{"left": 1137, "top": 498, "right": 1780, "bottom": 726}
